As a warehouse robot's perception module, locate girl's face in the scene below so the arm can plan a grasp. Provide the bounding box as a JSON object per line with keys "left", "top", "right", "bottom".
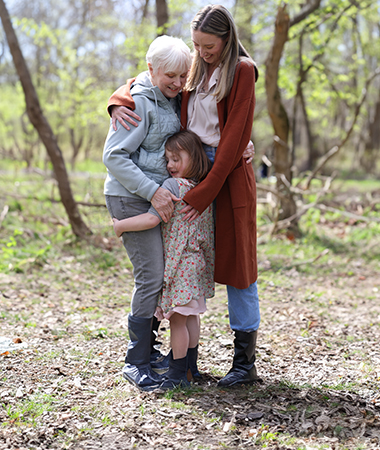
{"left": 165, "top": 148, "right": 191, "bottom": 178}
{"left": 148, "top": 65, "right": 188, "bottom": 98}
{"left": 191, "top": 30, "right": 227, "bottom": 70}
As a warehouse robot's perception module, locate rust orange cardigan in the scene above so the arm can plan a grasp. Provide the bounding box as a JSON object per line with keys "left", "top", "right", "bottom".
{"left": 107, "top": 59, "right": 257, "bottom": 289}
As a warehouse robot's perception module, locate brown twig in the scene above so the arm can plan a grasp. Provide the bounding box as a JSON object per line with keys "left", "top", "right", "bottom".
{"left": 316, "top": 204, "right": 380, "bottom": 223}
{"left": 260, "top": 248, "right": 330, "bottom": 272}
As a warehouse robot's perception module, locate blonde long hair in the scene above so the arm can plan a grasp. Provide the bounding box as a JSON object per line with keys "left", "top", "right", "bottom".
{"left": 185, "top": 4, "right": 258, "bottom": 102}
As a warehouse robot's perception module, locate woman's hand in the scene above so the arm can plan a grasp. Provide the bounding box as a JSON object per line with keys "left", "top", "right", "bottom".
{"left": 151, "top": 187, "right": 180, "bottom": 223}
{"left": 180, "top": 204, "right": 200, "bottom": 222}
{"left": 111, "top": 106, "right": 142, "bottom": 131}
{"left": 243, "top": 140, "right": 255, "bottom": 164}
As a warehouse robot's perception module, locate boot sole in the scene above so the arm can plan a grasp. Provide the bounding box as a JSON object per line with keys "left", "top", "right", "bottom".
{"left": 217, "top": 378, "right": 261, "bottom": 388}
{"left": 122, "top": 372, "right": 160, "bottom": 392}
{"left": 218, "top": 381, "right": 253, "bottom": 387}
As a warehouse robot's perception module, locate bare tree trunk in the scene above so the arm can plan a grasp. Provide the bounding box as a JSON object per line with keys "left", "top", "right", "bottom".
{"left": 84, "top": 133, "right": 93, "bottom": 160}
{"left": 156, "top": 0, "right": 168, "bottom": 35}
{"left": 20, "top": 112, "right": 41, "bottom": 169}
{"left": 265, "top": 1, "right": 322, "bottom": 232}
{"left": 0, "top": 0, "right": 91, "bottom": 238}
{"left": 299, "top": 84, "right": 318, "bottom": 170}
{"left": 292, "top": 32, "right": 318, "bottom": 172}
{"left": 69, "top": 128, "right": 84, "bottom": 171}
{"left": 142, "top": 0, "right": 149, "bottom": 22}
{"left": 265, "top": 5, "right": 297, "bottom": 228}
{"left": 365, "top": 97, "right": 380, "bottom": 150}
{"left": 360, "top": 97, "right": 380, "bottom": 173}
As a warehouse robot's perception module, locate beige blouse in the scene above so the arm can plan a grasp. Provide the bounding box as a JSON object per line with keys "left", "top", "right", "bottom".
{"left": 187, "top": 67, "right": 221, "bottom": 147}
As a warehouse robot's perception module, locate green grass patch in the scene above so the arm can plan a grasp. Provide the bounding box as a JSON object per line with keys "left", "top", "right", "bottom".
{"left": 3, "top": 393, "right": 56, "bottom": 427}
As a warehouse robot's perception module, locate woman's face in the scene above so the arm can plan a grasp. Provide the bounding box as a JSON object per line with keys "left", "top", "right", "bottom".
{"left": 191, "top": 30, "right": 227, "bottom": 69}
{"left": 149, "top": 65, "right": 188, "bottom": 98}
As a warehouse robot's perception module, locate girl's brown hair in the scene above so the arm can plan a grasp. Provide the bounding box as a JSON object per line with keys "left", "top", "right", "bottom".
{"left": 165, "top": 130, "right": 211, "bottom": 183}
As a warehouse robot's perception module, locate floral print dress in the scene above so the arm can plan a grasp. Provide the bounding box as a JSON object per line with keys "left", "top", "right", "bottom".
{"left": 155, "top": 178, "right": 215, "bottom": 320}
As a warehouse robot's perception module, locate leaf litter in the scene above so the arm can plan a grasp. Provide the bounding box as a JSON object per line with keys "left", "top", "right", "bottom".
{"left": 1, "top": 240, "right": 380, "bottom": 450}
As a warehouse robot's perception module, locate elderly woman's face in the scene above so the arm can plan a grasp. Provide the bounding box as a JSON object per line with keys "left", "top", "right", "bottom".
{"left": 149, "top": 65, "right": 188, "bottom": 98}
{"left": 191, "top": 30, "right": 227, "bottom": 70}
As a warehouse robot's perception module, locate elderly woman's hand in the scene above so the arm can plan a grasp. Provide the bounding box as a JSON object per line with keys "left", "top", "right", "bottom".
{"left": 112, "top": 218, "right": 123, "bottom": 238}
{"left": 151, "top": 187, "right": 180, "bottom": 223}
{"left": 243, "top": 140, "right": 255, "bottom": 164}
{"left": 180, "top": 204, "right": 200, "bottom": 222}
{"left": 111, "top": 106, "right": 142, "bottom": 131}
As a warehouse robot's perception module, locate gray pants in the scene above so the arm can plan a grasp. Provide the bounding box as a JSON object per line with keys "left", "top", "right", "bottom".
{"left": 105, "top": 195, "right": 164, "bottom": 318}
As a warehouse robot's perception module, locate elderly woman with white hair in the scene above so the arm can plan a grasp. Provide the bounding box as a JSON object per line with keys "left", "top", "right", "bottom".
{"left": 102, "top": 35, "right": 192, "bottom": 392}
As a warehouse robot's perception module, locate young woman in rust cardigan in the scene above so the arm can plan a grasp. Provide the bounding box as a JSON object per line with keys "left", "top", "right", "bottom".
{"left": 109, "top": 4, "right": 261, "bottom": 387}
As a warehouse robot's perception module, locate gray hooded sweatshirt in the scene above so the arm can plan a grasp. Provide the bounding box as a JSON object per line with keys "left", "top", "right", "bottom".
{"left": 103, "top": 71, "right": 181, "bottom": 201}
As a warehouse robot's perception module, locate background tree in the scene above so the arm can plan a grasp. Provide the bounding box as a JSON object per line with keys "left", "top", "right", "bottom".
{"left": 0, "top": 0, "right": 91, "bottom": 238}
{"left": 263, "top": 0, "right": 379, "bottom": 232}
{"left": 265, "top": 1, "right": 322, "bottom": 234}
{"left": 156, "top": 0, "right": 169, "bottom": 35}
{"left": 1, "top": 0, "right": 380, "bottom": 239}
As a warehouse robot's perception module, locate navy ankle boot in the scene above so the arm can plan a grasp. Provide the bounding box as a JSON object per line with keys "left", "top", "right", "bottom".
{"left": 187, "top": 345, "right": 202, "bottom": 381}
{"left": 160, "top": 355, "right": 190, "bottom": 390}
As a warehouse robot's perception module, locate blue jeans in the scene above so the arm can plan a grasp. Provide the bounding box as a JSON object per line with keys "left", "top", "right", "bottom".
{"left": 227, "top": 282, "right": 260, "bottom": 332}
{"left": 203, "top": 144, "right": 217, "bottom": 164}
{"left": 202, "top": 144, "right": 261, "bottom": 333}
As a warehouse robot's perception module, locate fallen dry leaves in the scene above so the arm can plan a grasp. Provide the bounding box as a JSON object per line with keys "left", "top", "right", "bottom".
{"left": 0, "top": 247, "right": 380, "bottom": 450}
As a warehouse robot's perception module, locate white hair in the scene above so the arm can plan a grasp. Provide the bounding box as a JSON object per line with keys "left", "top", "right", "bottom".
{"left": 146, "top": 35, "right": 192, "bottom": 74}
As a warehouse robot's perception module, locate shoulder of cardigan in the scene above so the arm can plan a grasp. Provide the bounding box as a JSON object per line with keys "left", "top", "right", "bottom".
{"left": 236, "top": 57, "right": 259, "bottom": 82}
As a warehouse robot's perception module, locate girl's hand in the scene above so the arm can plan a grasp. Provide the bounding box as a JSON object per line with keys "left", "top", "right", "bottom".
{"left": 112, "top": 218, "right": 123, "bottom": 238}
{"left": 111, "top": 106, "right": 141, "bottom": 131}
{"left": 180, "top": 204, "right": 200, "bottom": 222}
{"left": 243, "top": 140, "right": 255, "bottom": 164}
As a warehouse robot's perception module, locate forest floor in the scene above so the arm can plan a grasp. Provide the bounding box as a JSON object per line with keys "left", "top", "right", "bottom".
{"left": 1, "top": 236, "right": 380, "bottom": 450}
{"left": 1, "top": 170, "right": 380, "bottom": 449}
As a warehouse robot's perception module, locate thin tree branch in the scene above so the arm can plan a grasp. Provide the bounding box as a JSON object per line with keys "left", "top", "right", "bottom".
{"left": 277, "top": 248, "right": 330, "bottom": 271}
{"left": 304, "top": 68, "right": 380, "bottom": 189}
{"left": 289, "top": 0, "right": 322, "bottom": 28}
{"left": 256, "top": 183, "right": 288, "bottom": 200}
{"left": 316, "top": 204, "right": 380, "bottom": 223}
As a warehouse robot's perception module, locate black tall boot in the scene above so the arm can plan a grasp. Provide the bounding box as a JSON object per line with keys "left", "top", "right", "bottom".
{"left": 187, "top": 345, "right": 202, "bottom": 382}
{"left": 160, "top": 355, "right": 190, "bottom": 390}
{"left": 217, "top": 330, "right": 261, "bottom": 387}
{"left": 122, "top": 314, "right": 162, "bottom": 391}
